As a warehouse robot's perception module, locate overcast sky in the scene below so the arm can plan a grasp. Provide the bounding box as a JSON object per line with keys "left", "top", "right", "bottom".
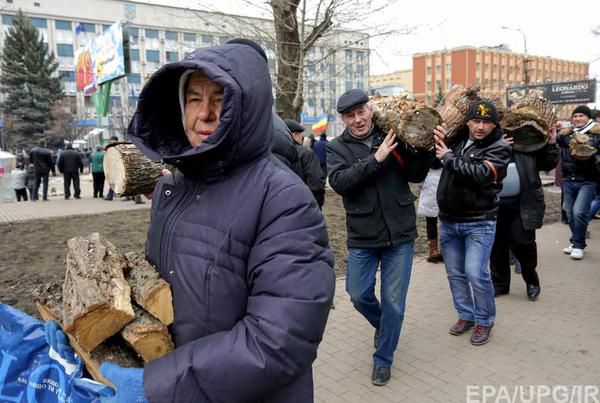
{"left": 147, "top": 0, "right": 600, "bottom": 105}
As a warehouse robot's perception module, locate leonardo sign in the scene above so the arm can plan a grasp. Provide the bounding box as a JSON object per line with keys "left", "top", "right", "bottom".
{"left": 507, "top": 79, "right": 596, "bottom": 106}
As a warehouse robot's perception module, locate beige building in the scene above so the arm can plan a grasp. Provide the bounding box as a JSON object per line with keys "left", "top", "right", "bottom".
{"left": 369, "top": 69, "right": 413, "bottom": 96}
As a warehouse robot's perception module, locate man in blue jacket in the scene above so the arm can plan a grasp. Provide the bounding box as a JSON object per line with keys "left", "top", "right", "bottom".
{"left": 87, "top": 43, "right": 335, "bottom": 402}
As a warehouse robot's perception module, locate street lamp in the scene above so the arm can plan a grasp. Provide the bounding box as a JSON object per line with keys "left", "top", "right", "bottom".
{"left": 502, "top": 26, "right": 529, "bottom": 86}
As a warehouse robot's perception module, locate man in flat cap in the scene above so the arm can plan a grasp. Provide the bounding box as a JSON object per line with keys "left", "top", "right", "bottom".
{"left": 285, "top": 119, "right": 326, "bottom": 208}
{"left": 434, "top": 100, "right": 511, "bottom": 346}
{"left": 327, "top": 89, "right": 434, "bottom": 386}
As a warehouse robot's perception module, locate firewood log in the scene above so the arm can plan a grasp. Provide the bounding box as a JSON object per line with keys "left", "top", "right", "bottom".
{"left": 372, "top": 95, "right": 442, "bottom": 150}
{"left": 121, "top": 306, "right": 174, "bottom": 363}
{"left": 124, "top": 251, "right": 174, "bottom": 326}
{"left": 435, "top": 85, "right": 482, "bottom": 141}
{"left": 62, "top": 233, "right": 135, "bottom": 352}
{"left": 104, "top": 143, "right": 162, "bottom": 197}
{"left": 501, "top": 95, "right": 556, "bottom": 152}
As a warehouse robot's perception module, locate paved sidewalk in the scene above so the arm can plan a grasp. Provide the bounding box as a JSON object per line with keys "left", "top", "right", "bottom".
{"left": 314, "top": 221, "right": 600, "bottom": 402}
{"left": 0, "top": 173, "right": 150, "bottom": 223}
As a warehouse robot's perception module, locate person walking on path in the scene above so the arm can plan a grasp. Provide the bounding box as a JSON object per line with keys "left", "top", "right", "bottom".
{"left": 490, "top": 128, "right": 559, "bottom": 300}
{"left": 90, "top": 145, "right": 106, "bottom": 198}
{"left": 10, "top": 164, "right": 28, "bottom": 201}
{"left": 327, "top": 89, "right": 434, "bottom": 386}
{"left": 417, "top": 168, "right": 443, "bottom": 263}
{"left": 57, "top": 144, "right": 83, "bottom": 199}
{"left": 285, "top": 119, "right": 326, "bottom": 208}
{"left": 556, "top": 105, "right": 600, "bottom": 260}
{"left": 434, "top": 100, "right": 511, "bottom": 346}
{"left": 314, "top": 132, "right": 328, "bottom": 176}
{"left": 29, "top": 138, "right": 53, "bottom": 201}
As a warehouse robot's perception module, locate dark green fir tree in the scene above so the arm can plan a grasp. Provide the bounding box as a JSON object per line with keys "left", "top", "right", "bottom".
{"left": 0, "top": 10, "right": 63, "bottom": 149}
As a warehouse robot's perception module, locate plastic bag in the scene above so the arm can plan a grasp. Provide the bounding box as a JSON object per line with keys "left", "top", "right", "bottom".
{"left": 0, "top": 303, "right": 113, "bottom": 402}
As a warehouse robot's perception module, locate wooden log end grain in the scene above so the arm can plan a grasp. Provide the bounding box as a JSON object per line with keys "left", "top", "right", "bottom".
{"left": 121, "top": 306, "right": 174, "bottom": 363}
{"left": 104, "top": 143, "right": 162, "bottom": 197}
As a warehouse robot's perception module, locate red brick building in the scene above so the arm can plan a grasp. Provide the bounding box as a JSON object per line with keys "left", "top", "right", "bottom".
{"left": 413, "top": 46, "right": 589, "bottom": 116}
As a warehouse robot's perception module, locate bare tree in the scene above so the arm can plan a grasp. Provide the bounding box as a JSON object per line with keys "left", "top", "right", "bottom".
{"left": 110, "top": 103, "right": 133, "bottom": 141}
{"left": 186, "top": 0, "right": 412, "bottom": 119}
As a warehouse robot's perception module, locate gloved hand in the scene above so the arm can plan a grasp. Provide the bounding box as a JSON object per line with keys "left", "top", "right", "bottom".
{"left": 44, "top": 320, "right": 77, "bottom": 362}
{"left": 100, "top": 362, "right": 148, "bottom": 403}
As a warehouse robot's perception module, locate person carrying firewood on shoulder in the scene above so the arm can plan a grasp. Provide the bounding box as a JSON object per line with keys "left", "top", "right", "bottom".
{"left": 326, "top": 89, "right": 435, "bottom": 386}
{"left": 45, "top": 41, "right": 335, "bottom": 403}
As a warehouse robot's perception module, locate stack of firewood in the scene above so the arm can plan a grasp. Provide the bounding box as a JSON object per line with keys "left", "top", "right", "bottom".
{"left": 34, "top": 233, "right": 174, "bottom": 385}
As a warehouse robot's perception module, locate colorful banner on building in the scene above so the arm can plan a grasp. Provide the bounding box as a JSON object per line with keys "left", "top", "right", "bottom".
{"left": 506, "top": 79, "right": 597, "bottom": 106}
{"left": 312, "top": 114, "right": 328, "bottom": 133}
{"left": 75, "top": 21, "right": 129, "bottom": 93}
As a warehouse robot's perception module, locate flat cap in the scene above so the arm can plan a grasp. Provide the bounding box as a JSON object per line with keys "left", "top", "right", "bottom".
{"left": 337, "top": 89, "right": 369, "bottom": 114}
{"left": 284, "top": 119, "right": 305, "bottom": 133}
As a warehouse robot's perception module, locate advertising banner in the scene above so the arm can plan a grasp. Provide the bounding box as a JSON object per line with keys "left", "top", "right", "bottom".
{"left": 507, "top": 79, "right": 596, "bottom": 106}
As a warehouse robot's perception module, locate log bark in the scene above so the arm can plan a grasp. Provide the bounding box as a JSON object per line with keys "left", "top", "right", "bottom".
{"left": 121, "top": 306, "right": 174, "bottom": 363}
{"left": 104, "top": 143, "right": 162, "bottom": 197}
{"left": 62, "top": 233, "right": 135, "bottom": 352}
{"left": 125, "top": 251, "right": 174, "bottom": 326}
{"left": 435, "top": 85, "right": 482, "bottom": 141}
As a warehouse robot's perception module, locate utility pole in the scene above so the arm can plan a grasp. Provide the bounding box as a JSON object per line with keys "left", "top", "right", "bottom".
{"left": 502, "top": 26, "right": 529, "bottom": 86}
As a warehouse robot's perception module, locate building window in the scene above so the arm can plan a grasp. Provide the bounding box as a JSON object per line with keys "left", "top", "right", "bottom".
{"left": 330, "top": 80, "right": 336, "bottom": 90}
{"left": 436, "top": 65, "right": 441, "bottom": 74}
{"left": 446, "top": 79, "right": 451, "bottom": 88}
{"left": 446, "top": 63, "right": 451, "bottom": 73}
{"left": 59, "top": 71, "right": 75, "bottom": 82}
{"left": 435, "top": 80, "right": 441, "bottom": 90}
{"left": 426, "top": 81, "right": 431, "bottom": 91}
{"left": 78, "top": 22, "right": 95, "bottom": 33}
{"left": 308, "top": 98, "right": 315, "bottom": 107}
{"left": 56, "top": 44, "right": 74, "bottom": 57}
{"left": 145, "top": 29, "right": 159, "bottom": 39}
{"left": 201, "top": 34, "right": 212, "bottom": 44}
{"left": 130, "top": 49, "right": 140, "bottom": 61}
{"left": 219, "top": 36, "right": 231, "bottom": 45}
{"left": 345, "top": 80, "right": 352, "bottom": 91}
{"left": 2, "top": 15, "right": 14, "bottom": 25}
{"left": 356, "top": 81, "right": 364, "bottom": 90}
{"left": 183, "top": 32, "right": 196, "bottom": 42}
{"left": 128, "top": 73, "right": 141, "bottom": 84}
{"left": 55, "top": 19, "right": 71, "bottom": 30}
{"left": 102, "top": 24, "right": 110, "bottom": 31}
{"left": 426, "top": 95, "right": 431, "bottom": 105}
{"left": 345, "top": 49, "right": 352, "bottom": 61}
{"left": 329, "top": 64, "right": 336, "bottom": 75}
{"left": 30, "top": 17, "right": 47, "bottom": 28}
{"left": 426, "top": 66, "right": 431, "bottom": 75}
{"left": 165, "top": 30, "right": 177, "bottom": 41}
{"left": 129, "top": 27, "right": 139, "bottom": 38}
{"left": 166, "top": 51, "right": 178, "bottom": 62}
{"left": 146, "top": 50, "right": 160, "bottom": 62}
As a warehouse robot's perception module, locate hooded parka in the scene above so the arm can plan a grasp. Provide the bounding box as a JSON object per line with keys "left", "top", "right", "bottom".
{"left": 128, "top": 44, "right": 335, "bottom": 403}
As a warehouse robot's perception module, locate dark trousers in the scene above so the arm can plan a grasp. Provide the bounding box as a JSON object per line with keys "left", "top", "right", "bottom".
{"left": 490, "top": 204, "right": 539, "bottom": 292}
{"left": 92, "top": 172, "right": 105, "bottom": 198}
{"left": 33, "top": 172, "right": 49, "bottom": 201}
{"left": 14, "top": 188, "right": 28, "bottom": 201}
{"left": 63, "top": 171, "right": 81, "bottom": 199}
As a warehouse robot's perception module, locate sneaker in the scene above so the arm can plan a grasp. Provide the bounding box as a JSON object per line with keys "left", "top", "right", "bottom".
{"left": 470, "top": 324, "right": 493, "bottom": 346}
{"left": 371, "top": 365, "right": 391, "bottom": 386}
{"left": 374, "top": 328, "right": 380, "bottom": 349}
{"left": 449, "top": 319, "right": 475, "bottom": 336}
{"left": 563, "top": 244, "right": 573, "bottom": 254}
{"left": 570, "top": 248, "right": 584, "bottom": 260}
{"left": 526, "top": 284, "right": 540, "bottom": 300}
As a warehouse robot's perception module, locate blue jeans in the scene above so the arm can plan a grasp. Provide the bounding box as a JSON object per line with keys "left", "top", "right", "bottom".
{"left": 346, "top": 241, "right": 414, "bottom": 368}
{"left": 563, "top": 180, "right": 596, "bottom": 249}
{"left": 587, "top": 194, "right": 600, "bottom": 223}
{"left": 440, "top": 220, "right": 496, "bottom": 327}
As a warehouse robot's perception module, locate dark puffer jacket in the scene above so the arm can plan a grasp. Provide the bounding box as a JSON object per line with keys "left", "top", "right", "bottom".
{"left": 437, "top": 126, "right": 511, "bottom": 222}
{"left": 128, "top": 44, "right": 335, "bottom": 403}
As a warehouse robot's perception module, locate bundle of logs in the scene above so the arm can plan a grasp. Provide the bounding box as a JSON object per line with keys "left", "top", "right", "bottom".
{"left": 34, "top": 233, "right": 174, "bottom": 386}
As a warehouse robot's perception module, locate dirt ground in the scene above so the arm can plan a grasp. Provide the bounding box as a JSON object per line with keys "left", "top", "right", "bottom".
{"left": 0, "top": 187, "right": 561, "bottom": 319}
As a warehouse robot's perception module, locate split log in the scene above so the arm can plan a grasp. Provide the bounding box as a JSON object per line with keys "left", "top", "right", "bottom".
{"left": 62, "top": 233, "right": 135, "bottom": 352}
{"left": 104, "top": 143, "right": 162, "bottom": 197}
{"left": 501, "top": 95, "right": 556, "bottom": 152}
{"left": 121, "top": 306, "right": 174, "bottom": 363}
{"left": 372, "top": 95, "right": 442, "bottom": 150}
{"left": 125, "top": 251, "right": 174, "bottom": 326}
{"left": 435, "top": 85, "right": 482, "bottom": 141}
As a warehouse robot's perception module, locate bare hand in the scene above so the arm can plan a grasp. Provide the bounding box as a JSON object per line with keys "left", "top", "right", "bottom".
{"left": 547, "top": 126, "right": 557, "bottom": 144}
{"left": 433, "top": 125, "right": 447, "bottom": 145}
{"left": 435, "top": 141, "right": 451, "bottom": 160}
{"left": 502, "top": 133, "right": 515, "bottom": 145}
{"left": 374, "top": 130, "right": 398, "bottom": 163}
{"left": 145, "top": 169, "right": 173, "bottom": 200}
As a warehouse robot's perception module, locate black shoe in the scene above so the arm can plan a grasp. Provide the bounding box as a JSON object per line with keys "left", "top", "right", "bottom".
{"left": 371, "top": 365, "right": 390, "bottom": 386}
{"left": 449, "top": 319, "right": 475, "bottom": 336}
{"left": 374, "top": 328, "right": 380, "bottom": 349}
{"left": 494, "top": 289, "right": 509, "bottom": 297}
{"left": 527, "top": 284, "right": 540, "bottom": 301}
{"left": 470, "top": 324, "right": 493, "bottom": 346}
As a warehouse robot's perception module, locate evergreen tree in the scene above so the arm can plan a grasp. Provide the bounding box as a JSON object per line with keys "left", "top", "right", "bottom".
{"left": 0, "top": 10, "right": 63, "bottom": 148}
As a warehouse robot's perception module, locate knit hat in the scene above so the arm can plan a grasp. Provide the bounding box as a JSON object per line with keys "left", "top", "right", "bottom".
{"left": 572, "top": 105, "right": 592, "bottom": 118}
{"left": 466, "top": 100, "right": 498, "bottom": 124}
